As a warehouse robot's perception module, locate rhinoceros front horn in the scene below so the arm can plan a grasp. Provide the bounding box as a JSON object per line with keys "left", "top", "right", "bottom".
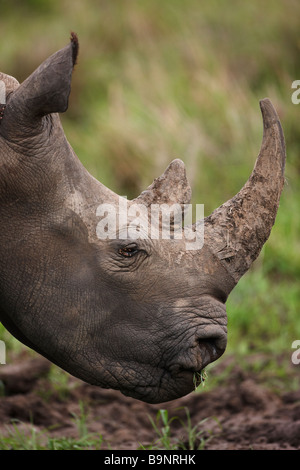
{"left": 200, "top": 98, "right": 286, "bottom": 290}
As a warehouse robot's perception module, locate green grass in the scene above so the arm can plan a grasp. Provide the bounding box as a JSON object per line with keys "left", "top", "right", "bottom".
{"left": 0, "top": 423, "right": 103, "bottom": 450}
{"left": 193, "top": 369, "right": 208, "bottom": 390}
{"left": 0, "top": 401, "right": 104, "bottom": 450}
{"left": 139, "top": 407, "right": 219, "bottom": 450}
{"left": 0, "top": 0, "right": 299, "bottom": 450}
{"left": 0, "top": 404, "right": 218, "bottom": 450}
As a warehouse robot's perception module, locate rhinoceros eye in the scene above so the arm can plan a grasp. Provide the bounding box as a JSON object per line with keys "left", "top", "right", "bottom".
{"left": 118, "top": 244, "right": 139, "bottom": 258}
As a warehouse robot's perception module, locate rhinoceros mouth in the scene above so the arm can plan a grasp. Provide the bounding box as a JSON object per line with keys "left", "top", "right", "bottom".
{"left": 118, "top": 340, "right": 226, "bottom": 404}
{"left": 120, "top": 366, "right": 206, "bottom": 404}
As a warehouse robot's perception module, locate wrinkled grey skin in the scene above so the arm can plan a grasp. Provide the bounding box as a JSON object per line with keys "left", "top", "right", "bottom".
{"left": 0, "top": 35, "right": 286, "bottom": 403}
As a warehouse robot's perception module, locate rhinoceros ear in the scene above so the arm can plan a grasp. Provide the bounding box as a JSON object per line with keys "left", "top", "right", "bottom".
{"left": 133, "top": 159, "right": 192, "bottom": 207}
{"left": 1, "top": 33, "right": 78, "bottom": 131}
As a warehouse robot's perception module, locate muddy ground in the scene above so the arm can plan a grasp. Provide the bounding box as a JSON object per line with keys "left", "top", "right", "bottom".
{"left": 0, "top": 353, "right": 299, "bottom": 450}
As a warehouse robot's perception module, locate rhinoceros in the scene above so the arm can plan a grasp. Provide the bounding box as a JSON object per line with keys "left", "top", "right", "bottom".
{"left": 0, "top": 34, "right": 285, "bottom": 403}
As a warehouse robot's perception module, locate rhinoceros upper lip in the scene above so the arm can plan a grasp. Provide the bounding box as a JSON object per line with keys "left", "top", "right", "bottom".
{"left": 172, "top": 333, "right": 226, "bottom": 376}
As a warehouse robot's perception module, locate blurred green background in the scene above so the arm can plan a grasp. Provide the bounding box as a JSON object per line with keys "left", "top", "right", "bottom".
{"left": 0, "top": 0, "right": 299, "bottom": 385}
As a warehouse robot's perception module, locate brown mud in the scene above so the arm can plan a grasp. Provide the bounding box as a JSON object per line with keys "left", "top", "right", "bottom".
{"left": 0, "top": 353, "right": 299, "bottom": 450}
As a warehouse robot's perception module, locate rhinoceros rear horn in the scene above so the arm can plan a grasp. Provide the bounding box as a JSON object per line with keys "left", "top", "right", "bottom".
{"left": 202, "top": 98, "right": 286, "bottom": 290}
{"left": 1, "top": 32, "right": 78, "bottom": 130}
{"left": 133, "top": 159, "right": 192, "bottom": 207}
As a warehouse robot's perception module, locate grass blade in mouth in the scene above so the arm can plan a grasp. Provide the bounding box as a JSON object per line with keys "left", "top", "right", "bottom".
{"left": 193, "top": 370, "right": 207, "bottom": 390}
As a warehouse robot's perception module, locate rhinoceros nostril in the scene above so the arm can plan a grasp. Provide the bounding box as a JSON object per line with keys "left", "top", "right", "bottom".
{"left": 197, "top": 336, "right": 226, "bottom": 364}
{"left": 198, "top": 339, "right": 216, "bottom": 356}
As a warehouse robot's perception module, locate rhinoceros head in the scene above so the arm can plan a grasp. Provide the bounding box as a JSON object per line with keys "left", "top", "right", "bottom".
{"left": 0, "top": 34, "right": 285, "bottom": 403}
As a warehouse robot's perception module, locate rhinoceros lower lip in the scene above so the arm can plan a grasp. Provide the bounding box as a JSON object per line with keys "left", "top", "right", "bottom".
{"left": 121, "top": 368, "right": 198, "bottom": 404}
